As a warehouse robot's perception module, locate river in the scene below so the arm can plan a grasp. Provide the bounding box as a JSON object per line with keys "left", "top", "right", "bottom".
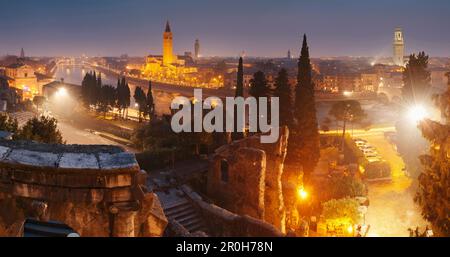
{"left": 54, "top": 65, "right": 177, "bottom": 115}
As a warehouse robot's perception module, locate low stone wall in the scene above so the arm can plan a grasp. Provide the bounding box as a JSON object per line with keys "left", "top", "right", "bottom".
{"left": 181, "top": 185, "right": 283, "bottom": 237}
{"left": 0, "top": 140, "right": 167, "bottom": 237}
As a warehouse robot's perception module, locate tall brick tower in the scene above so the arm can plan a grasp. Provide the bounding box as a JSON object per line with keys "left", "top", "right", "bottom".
{"left": 393, "top": 27, "right": 405, "bottom": 66}
{"left": 163, "top": 21, "right": 173, "bottom": 66}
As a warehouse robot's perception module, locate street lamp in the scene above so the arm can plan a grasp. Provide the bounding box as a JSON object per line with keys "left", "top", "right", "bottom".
{"left": 55, "top": 87, "right": 68, "bottom": 98}
{"left": 407, "top": 104, "right": 428, "bottom": 123}
{"left": 297, "top": 186, "right": 308, "bottom": 200}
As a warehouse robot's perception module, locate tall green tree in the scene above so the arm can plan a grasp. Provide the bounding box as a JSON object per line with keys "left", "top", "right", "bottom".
{"left": 15, "top": 116, "right": 64, "bottom": 144}
{"left": 145, "top": 80, "right": 155, "bottom": 119}
{"left": 285, "top": 34, "right": 320, "bottom": 181}
{"left": 134, "top": 86, "right": 147, "bottom": 122}
{"left": 415, "top": 72, "right": 450, "bottom": 236}
{"left": 249, "top": 71, "right": 271, "bottom": 98}
{"left": 397, "top": 52, "right": 431, "bottom": 178}
{"left": 232, "top": 57, "right": 245, "bottom": 140}
{"left": 402, "top": 52, "right": 432, "bottom": 105}
{"left": 249, "top": 71, "right": 271, "bottom": 132}
{"left": 81, "top": 73, "right": 91, "bottom": 107}
{"left": 273, "top": 68, "right": 292, "bottom": 127}
{"left": 235, "top": 57, "right": 244, "bottom": 97}
{"left": 116, "top": 78, "right": 124, "bottom": 117}
{"left": 33, "top": 96, "right": 47, "bottom": 112}
{"left": 329, "top": 100, "right": 367, "bottom": 141}
{"left": 98, "top": 85, "right": 117, "bottom": 117}
{"left": 117, "top": 77, "right": 131, "bottom": 119}
{"left": 123, "top": 79, "right": 131, "bottom": 118}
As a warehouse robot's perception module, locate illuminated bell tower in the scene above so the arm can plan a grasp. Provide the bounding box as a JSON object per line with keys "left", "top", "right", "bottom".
{"left": 393, "top": 27, "right": 405, "bottom": 66}
{"left": 163, "top": 20, "right": 173, "bottom": 66}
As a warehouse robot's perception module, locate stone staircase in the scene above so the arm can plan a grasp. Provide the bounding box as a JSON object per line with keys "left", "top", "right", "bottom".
{"left": 163, "top": 198, "right": 207, "bottom": 234}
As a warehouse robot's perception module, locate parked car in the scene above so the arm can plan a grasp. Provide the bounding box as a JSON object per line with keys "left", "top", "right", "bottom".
{"left": 354, "top": 138, "right": 368, "bottom": 143}
{"left": 362, "top": 149, "right": 378, "bottom": 156}
{"left": 356, "top": 141, "right": 365, "bottom": 146}
{"left": 360, "top": 145, "right": 376, "bottom": 151}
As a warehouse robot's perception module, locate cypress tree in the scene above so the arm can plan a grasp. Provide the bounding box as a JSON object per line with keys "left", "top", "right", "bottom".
{"left": 134, "top": 86, "right": 146, "bottom": 122}
{"left": 249, "top": 71, "right": 270, "bottom": 98}
{"left": 81, "top": 72, "right": 91, "bottom": 107}
{"left": 116, "top": 78, "right": 123, "bottom": 117}
{"left": 249, "top": 71, "right": 271, "bottom": 132}
{"left": 121, "top": 77, "right": 131, "bottom": 118}
{"left": 285, "top": 34, "right": 320, "bottom": 181}
{"left": 146, "top": 80, "right": 155, "bottom": 119}
{"left": 235, "top": 57, "right": 244, "bottom": 97}
{"left": 232, "top": 57, "right": 245, "bottom": 140}
{"left": 273, "top": 68, "right": 292, "bottom": 127}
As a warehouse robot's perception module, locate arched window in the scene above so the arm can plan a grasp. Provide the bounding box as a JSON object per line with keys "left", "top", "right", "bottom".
{"left": 220, "top": 159, "right": 229, "bottom": 183}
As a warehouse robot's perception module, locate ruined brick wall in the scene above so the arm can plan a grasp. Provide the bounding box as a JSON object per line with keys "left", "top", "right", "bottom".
{"left": 0, "top": 141, "right": 167, "bottom": 237}
{"left": 181, "top": 185, "right": 283, "bottom": 237}
{"left": 207, "top": 127, "right": 289, "bottom": 234}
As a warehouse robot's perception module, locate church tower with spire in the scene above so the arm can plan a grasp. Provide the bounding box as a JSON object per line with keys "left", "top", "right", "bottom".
{"left": 163, "top": 20, "right": 174, "bottom": 65}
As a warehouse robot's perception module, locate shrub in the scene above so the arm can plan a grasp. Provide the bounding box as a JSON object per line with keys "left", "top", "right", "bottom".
{"left": 363, "top": 161, "right": 391, "bottom": 179}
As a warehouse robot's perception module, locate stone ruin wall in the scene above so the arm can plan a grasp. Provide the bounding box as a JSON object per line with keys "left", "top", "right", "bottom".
{"left": 207, "top": 127, "right": 289, "bottom": 234}
{"left": 180, "top": 185, "right": 283, "bottom": 237}
{"left": 0, "top": 141, "right": 167, "bottom": 237}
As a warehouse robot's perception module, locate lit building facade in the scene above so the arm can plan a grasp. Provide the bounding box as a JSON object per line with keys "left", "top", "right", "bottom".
{"left": 359, "top": 73, "right": 380, "bottom": 92}
{"left": 163, "top": 21, "right": 174, "bottom": 66}
{"left": 4, "top": 63, "right": 40, "bottom": 100}
{"left": 142, "top": 21, "right": 223, "bottom": 88}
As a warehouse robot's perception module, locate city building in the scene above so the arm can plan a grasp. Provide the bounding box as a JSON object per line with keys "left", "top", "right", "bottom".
{"left": 195, "top": 39, "right": 200, "bottom": 59}
{"left": 393, "top": 27, "right": 405, "bottom": 66}
{"left": 142, "top": 21, "right": 223, "bottom": 88}
{"left": 163, "top": 21, "right": 174, "bottom": 65}
{"left": 3, "top": 63, "right": 40, "bottom": 100}
{"left": 359, "top": 73, "right": 380, "bottom": 92}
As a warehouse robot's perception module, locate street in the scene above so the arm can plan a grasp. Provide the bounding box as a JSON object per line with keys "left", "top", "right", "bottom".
{"left": 10, "top": 112, "right": 136, "bottom": 152}
{"left": 349, "top": 128, "right": 429, "bottom": 237}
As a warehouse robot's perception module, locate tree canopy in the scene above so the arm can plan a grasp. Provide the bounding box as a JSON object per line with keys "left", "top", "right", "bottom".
{"left": 402, "top": 52, "right": 432, "bottom": 105}
{"left": 14, "top": 116, "right": 64, "bottom": 144}
{"left": 415, "top": 73, "right": 450, "bottom": 236}
{"left": 273, "top": 68, "right": 292, "bottom": 127}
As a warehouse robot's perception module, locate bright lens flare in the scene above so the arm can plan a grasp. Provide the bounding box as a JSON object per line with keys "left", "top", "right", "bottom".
{"left": 347, "top": 225, "right": 354, "bottom": 234}
{"left": 55, "top": 87, "right": 68, "bottom": 97}
{"left": 297, "top": 187, "right": 308, "bottom": 200}
{"left": 407, "top": 105, "right": 427, "bottom": 123}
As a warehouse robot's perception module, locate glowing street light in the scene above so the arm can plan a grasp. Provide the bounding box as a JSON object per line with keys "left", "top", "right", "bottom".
{"left": 347, "top": 225, "right": 354, "bottom": 234}
{"left": 297, "top": 187, "right": 308, "bottom": 200}
{"left": 55, "top": 87, "right": 68, "bottom": 98}
{"left": 407, "top": 104, "right": 428, "bottom": 123}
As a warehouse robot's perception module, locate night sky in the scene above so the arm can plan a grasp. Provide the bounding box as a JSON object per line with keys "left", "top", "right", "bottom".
{"left": 0, "top": 0, "right": 449, "bottom": 57}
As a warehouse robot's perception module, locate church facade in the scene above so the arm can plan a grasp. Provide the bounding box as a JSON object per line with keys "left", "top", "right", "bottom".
{"left": 142, "top": 21, "right": 197, "bottom": 82}
{"left": 4, "top": 63, "right": 40, "bottom": 100}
